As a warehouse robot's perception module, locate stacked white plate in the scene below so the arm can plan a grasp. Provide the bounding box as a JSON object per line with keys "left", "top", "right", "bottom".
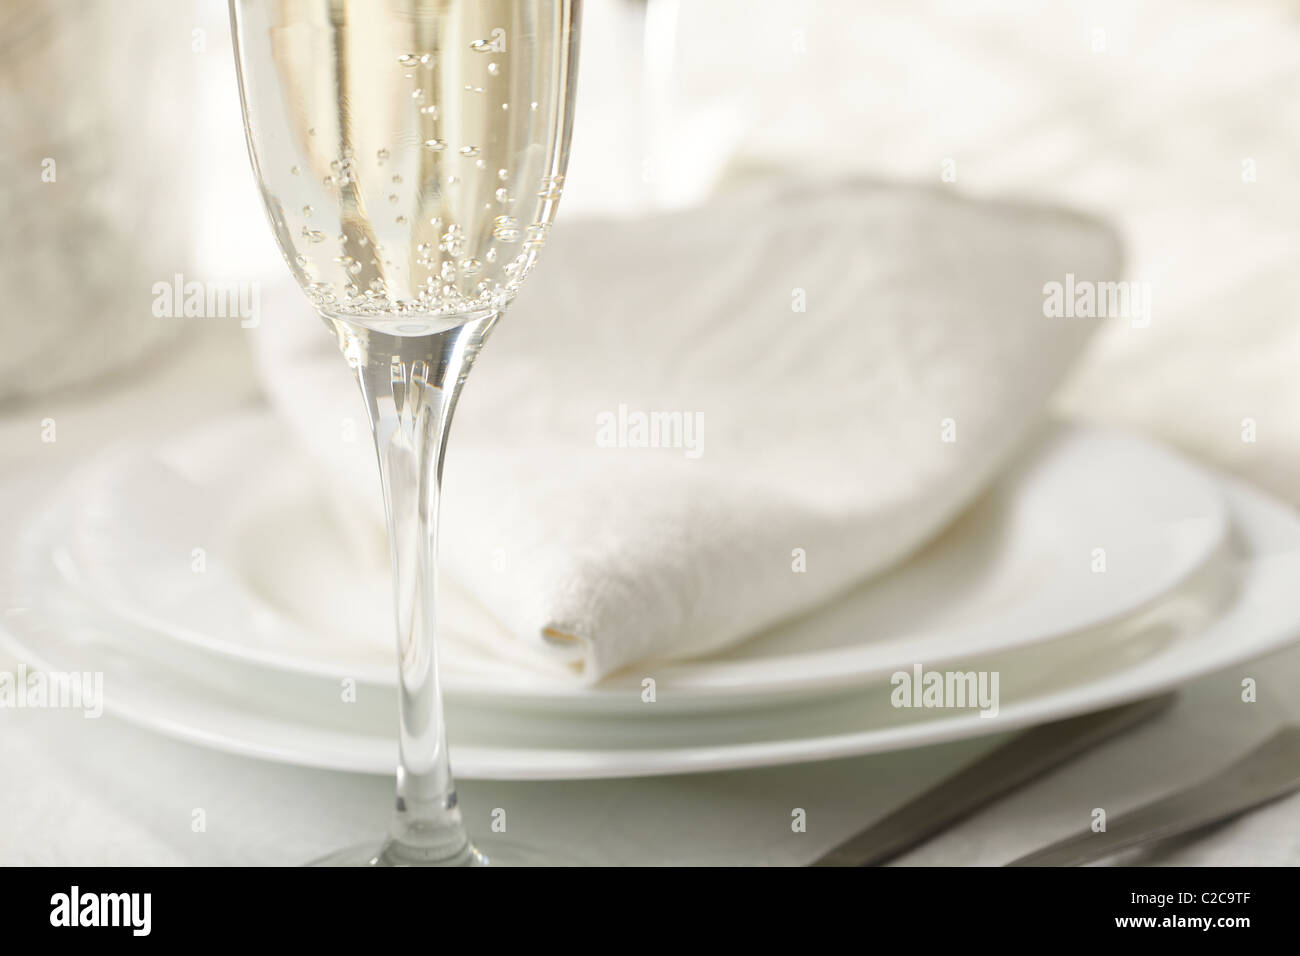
{"left": 3, "top": 413, "right": 1299, "bottom": 779}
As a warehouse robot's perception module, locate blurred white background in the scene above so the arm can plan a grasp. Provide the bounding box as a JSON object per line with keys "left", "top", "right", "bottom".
{"left": 2, "top": 0, "right": 1297, "bottom": 498}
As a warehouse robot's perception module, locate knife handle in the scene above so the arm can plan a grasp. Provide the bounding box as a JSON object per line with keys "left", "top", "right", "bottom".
{"left": 813, "top": 694, "right": 1175, "bottom": 867}
{"left": 1007, "top": 726, "right": 1300, "bottom": 866}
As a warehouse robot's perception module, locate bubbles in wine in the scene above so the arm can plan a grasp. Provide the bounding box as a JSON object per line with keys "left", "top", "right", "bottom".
{"left": 233, "top": 0, "right": 577, "bottom": 332}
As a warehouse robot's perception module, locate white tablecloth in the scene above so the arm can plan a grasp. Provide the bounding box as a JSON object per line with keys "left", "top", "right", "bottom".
{"left": 2, "top": 333, "right": 1298, "bottom": 866}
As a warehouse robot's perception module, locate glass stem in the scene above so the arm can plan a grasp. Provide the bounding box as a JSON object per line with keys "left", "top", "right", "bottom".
{"left": 333, "top": 311, "right": 499, "bottom": 866}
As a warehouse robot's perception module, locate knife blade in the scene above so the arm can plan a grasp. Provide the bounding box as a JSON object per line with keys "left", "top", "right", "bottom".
{"left": 810, "top": 694, "right": 1175, "bottom": 867}
{"left": 1006, "top": 725, "right": 1300, "bottom": 866}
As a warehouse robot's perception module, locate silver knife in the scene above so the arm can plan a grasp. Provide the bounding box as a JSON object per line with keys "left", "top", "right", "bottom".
{"left": 810, "top": 694, "right": 1175, "bottom": 867}
{"left": 1006, "top": 725, "right": 1300, "bottom": 866}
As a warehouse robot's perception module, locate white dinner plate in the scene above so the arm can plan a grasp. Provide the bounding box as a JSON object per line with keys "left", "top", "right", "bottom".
{"left": 48, "top": 416, "right": 1227, "bottom": 711}
{"left": 2, "top": 473, "right": 1296, "bottom": 779}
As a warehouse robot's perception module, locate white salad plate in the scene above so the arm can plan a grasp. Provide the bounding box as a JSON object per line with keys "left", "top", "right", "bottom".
{"left": 3, "top": 459, "right": 1297, "bottom": 778}
{"left": 44, "top": 415, "right": 1227, "bottom": 712}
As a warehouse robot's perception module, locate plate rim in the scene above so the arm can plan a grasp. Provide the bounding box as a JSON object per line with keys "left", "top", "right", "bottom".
{"left": 1, "top": 475, "right": 1295, "bottom": 779}
{"left": 50, "top": 417, "right": 1229, "bottom": 708}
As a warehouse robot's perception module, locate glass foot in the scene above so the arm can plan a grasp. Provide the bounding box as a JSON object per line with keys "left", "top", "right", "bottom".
{"left": 307, "top": 835, "right": 580, "bottom": 867}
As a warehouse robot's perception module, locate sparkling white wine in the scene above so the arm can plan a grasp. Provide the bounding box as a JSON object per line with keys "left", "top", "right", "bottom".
{"left": 231, "top": 0, "right": 580, "bottom": 334}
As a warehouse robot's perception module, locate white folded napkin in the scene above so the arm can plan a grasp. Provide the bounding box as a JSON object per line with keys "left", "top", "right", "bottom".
{"left": 253, "top": 180, "right": 1119, "bottom": 682}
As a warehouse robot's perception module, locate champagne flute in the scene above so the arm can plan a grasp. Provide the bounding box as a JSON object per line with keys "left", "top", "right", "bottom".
{"left": 229, "top": 0, "right": 581, "bottom": 866}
